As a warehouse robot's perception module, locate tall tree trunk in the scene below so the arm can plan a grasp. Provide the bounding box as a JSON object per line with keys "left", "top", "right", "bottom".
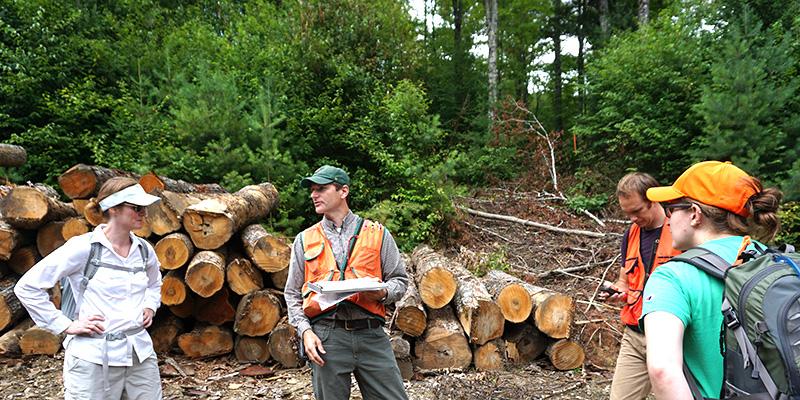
{"left": 599, "top": 0, "right": 609, "bottom": 40}
{"left": 551, "top": 0, "right": 564, "bottom": 132}
{"left": 484, "top": 0, "right": 498, "bottom": 124}
{"left": 453, "top": 0, "right": 465, "bottom": 133}
{"left": 577, "top": 0, "right": 586, "bottom": 114}
{"left": 638, "top": 0, "right": 649, "bottom": 25}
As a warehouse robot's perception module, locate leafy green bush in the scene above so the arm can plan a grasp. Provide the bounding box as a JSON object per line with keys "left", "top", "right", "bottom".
{"left": 775, "top": 201, "right": 800, "bottom": 246}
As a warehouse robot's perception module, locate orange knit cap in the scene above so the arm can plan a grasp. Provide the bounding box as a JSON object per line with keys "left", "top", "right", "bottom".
{"left": 646, "top": 161, "right": 760, "bottom": 217}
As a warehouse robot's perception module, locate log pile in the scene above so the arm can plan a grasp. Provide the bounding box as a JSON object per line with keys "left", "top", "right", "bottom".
{"left": 0, "top": 164, "right": 294, "bottom": 362}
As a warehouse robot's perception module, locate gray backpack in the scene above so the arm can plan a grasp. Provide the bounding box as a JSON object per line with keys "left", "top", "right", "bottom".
{"left": 60, "top": 238, "right": 148, "bottom": 320}
{"left": 673, "top": 245, "right": 800, "bottom": 400}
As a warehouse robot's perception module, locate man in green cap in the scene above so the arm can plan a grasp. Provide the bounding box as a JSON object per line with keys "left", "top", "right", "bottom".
{"left": 284, "top": 165, "right": 410, "bottom": 400}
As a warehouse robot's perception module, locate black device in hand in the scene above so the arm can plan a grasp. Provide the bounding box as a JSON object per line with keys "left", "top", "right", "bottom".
{"left": 600, "top": 284, "right": 622, "bottom": 295}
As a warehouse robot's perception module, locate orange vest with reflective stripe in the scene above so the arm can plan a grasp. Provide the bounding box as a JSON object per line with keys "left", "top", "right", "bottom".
{"left": 301, "top": 219, "right": 385, "bottom": 320}
{"left": 620, "top": 219, "right": 681, "bottom": 326}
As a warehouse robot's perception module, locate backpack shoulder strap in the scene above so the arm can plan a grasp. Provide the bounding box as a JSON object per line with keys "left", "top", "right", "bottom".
{"left": 683, "top": 362, "right": 709, "bottom": 400}
{"left": 82, "top": 242, "right": 103, "bottom": 282}
{"left": 136, "top": 236, "right": 148, "bottom": 266}
{"left": 670, "top": 247, "right": 731, "bottom": 280}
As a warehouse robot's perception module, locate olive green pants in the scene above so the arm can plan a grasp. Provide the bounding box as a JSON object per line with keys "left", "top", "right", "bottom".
{"left": 310, "top": 322, "right": 408, "bottom": 400}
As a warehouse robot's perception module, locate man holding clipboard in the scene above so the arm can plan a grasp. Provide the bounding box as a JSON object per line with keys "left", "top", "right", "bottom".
{"left": 284, "top": 165, "right": 410, "bottom": 400}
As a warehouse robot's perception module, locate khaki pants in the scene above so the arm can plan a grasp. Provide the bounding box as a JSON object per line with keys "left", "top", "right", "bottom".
{"left": 63, "top": 353, "right": 162, "bottom": 400}
{"left": 610, "top": 327, "right": 651, "bottom": 400}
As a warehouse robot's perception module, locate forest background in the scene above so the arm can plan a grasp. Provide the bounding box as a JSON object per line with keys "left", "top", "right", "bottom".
{"left": 2, "top": 0, "right": 800, "bottom": 250}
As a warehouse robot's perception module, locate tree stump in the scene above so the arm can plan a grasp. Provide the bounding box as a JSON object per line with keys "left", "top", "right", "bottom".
{"left": 241, "top": 224, "right": 290, "bottom": 273}
{"left": 1, "top": 185, "right": 77, "bottom": 229}
{"left": 234, "top": 336, "right": 271, "bottom": 363}
{"left": 546, "top": 339, "right": 585, "bottom": 370}
{"left": 482, "top": 269, "right": 533, "bottom": 323}
{"left": 234, "top": 290, "right": 282, "bottom": 336}
{"left": 411, "top": 245, "right": 457, "bottom": 309}
{"left": 183, "top": 183, "right": 279, "bottom": 250}
{"left": 226, "top": 256, "right": 264, "bottom": 295}
{"left": 413, "top": 306, "right": 472, "bottom": 371}
{"left": 177, "top": 325, "right": 234, "bottom": 358}
{"left": 268, "top": 318, "right": 302, "bottom": 368}
{"left": 155, "top": 233, "right": 195, "bottom": 270}
{"left": 185, "top": 251, "right": 226, "bottom": 298}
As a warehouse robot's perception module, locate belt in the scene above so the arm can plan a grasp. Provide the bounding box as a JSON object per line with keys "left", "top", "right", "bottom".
{"left": 318, "top": 319, "right": 382, "bottom": 331}
{"left": 88, "top": 326, "right": 145, "bottom": 392}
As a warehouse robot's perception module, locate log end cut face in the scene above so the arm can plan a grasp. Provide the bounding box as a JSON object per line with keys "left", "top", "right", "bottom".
{"left": 155, "top": 237, "right": 192, "bottom": 270}
{"left": 548, "top": 340, "right": 585, "bottom": 371}
{"left": 58, "top": 166, "right": 96, "bottom": 199}
{"left": 177, "top": 327, "right": 234, "bottom": 358}
{"left": 419, "top": 269, "right": 457, "bottom": 309}
{"left": 186, "top": 263, "right": 224, "bottom": 298}
{"left": 498, "top": 285, "right": 533, "bottom": 323}
{"left": 234, "top": 291, "right": 281, "bottom": 336}
{"left": 396, "top": 307, "right": 426, "bottom": 337}
{"left": 534, "top": 294, "right": 574, "bottom": 339}
{"left": 469, "top": 300, "right": 505, "bottom": 345}
{"left": 183, "top": 207, "right": 234, "bottom": 250}
{"left": 160, "top": 277, "right": 187, "bottom": 306}
{"left": 2, "top": 188, "right": 48, "bottom": 227}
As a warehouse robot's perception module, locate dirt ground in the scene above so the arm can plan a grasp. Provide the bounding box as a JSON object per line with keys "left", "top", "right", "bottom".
{"left": 0, "top": 180, "right": 628, "bottom": 399}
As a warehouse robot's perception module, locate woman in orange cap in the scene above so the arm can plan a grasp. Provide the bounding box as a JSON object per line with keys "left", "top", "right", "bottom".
{"left": 639, "top": 161, "right": 781, "bottom": 399}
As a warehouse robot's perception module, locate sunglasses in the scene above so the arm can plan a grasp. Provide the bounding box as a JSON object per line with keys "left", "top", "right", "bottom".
{"left": 122, "top": 203, "right": 146, "bottom": 213}
{"left": 663, "top": 202, "right": 694, "bottom": 217}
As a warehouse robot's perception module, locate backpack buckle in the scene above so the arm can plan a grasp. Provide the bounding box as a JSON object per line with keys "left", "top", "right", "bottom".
{"left": 723, "top": 309, "right": 740, "bottom": 330}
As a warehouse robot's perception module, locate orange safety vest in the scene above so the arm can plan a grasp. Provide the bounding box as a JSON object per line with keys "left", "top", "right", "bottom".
{"left": 620, "top": 219, "right": 681, "bottom": 326}
{"left": 301, "top": 218, "right": 385, "bottom": 321}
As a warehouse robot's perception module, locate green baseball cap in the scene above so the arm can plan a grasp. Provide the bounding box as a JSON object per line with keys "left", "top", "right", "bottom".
{"left": 300, "top": 165, "right": 351, "bottom": 188}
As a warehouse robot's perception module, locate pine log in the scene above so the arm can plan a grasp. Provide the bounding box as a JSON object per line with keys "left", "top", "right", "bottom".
{"left": 138, "top": 171, "right": 225, "bottom": 195}
{"left": 234, "top": 336, "right": 271, "bottom": 363}
{"left": 177, "top": 325, "right": 234, "bottom": 358}
{"left": 161, "top": 270, "right": 188, "bottom": 306}
{"left": 36, "top": 220, "right": 66, "bottom": 256}
{"left": 449, "top": 263, "right": 504, "bottom": 345}
{"left": 0, "top": 219, "right": 31, "bottom": 261}
{"left": 227, "top": 256, "right": 264, "bottom": 295}
{"left": 8, "top": 245, "right": 40, "bottom": 275}
{"left": 267, "top": 317, "right": 302, "bottom": 368}
{"left": 149, "top": 315, "right": 185, "bottom": 354}
{"left": 546, "top": 339, "right": 585, "bottom": 370}
{"left": 185, "top": 250, "right": 226, "bottom": 298}
{"left": 155, "top": 233, "right": 195, "bottom": 270}
{"left": 234, "top": 289, "right": 282, "bottom": 336}
{"left": 1, "top": 185, "right": 77, "bottom": 229}
{"left": 390, "top": 278, "right": 426, "bottom": 337}
{"left": 147, "top": 190, "right": 212, "bottom": 236}
{"left": 19, "top": 326, "right": 64, "bottom": 355}
{"left": 0, "top": 318, "right": 35, "bottom": 357}
{"left": 410, "top": 245, "right": 457, "bottom": 309}
{"left": 503, "top": 322, "right": 548, "bottom": 364}
{"left": 241, "top": 224, "right": 290, "bottom": 273}
{"left": 82, "top": 200, "right": 105, "bottom": 226}
{"left": 413, "top": 306, "right": 472, "bottom": 370}
{"left": 194, "top": 287, "right": 236, "bottom": 326}
{"left": 58, "top": 164, "right": 139, "bottom": 199}
{"left": 474, "top": 338, "right": 507, "bottom": 371}
{"left": 0, "top": 144, "right": 26, "bottom": 167}
{"left": 0, "top": 277, "right": 24, "bottom": 331}
{"left": 183, "top": 183, "right": 279, "bottom": 250}
{"left": 169, "top": 293, "right": 195, "bottom": 319}
{"left": 521, "top": 282, "right": 574, "bottom": 339}
{"left": 61, "top": 217, "right": 90, "bottom": 240}
{"left": 390, "top": 332, "right": 414, "bottom": 380}
{"left": 483, "top": 269, "right": 533, "bottom": 323}
{"left": 269, "top": 268, "right": 288, "bottom": 290}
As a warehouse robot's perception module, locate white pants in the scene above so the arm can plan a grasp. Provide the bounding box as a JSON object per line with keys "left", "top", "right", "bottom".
{"left": 63, "top": 353, "right": 162, "bottom": 400}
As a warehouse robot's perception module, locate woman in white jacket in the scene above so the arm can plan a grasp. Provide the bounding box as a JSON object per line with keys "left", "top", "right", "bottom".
{"left": 15, "top": 177, "right": 163, "bottom": 400}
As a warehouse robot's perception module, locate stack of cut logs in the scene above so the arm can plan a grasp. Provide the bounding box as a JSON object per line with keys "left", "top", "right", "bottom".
{"left": 0, "top": 162, "right": 583, "bottom": 375}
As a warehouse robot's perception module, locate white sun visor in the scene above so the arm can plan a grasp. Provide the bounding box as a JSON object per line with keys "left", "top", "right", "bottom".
{"left": 98, "top": 184, "right": 161, "bottom": 211}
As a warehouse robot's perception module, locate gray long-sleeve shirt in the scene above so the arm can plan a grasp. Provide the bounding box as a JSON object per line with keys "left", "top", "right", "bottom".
{"left": 284, "top": 211, "right": 409, "bottom": 336}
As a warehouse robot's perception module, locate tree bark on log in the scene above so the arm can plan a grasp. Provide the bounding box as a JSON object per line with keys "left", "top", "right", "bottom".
{"left": 268, "top": 317, "right": 302, "bottom": 368}
{"left": 194, "top": 287, "right": 236, "bottom": 326}
{"left": 241, "top": 224, "right": 290, "bottom": 273}
{"left": 482, "top": 269, "right": 533, "bottom": 323}
{"left": 36, "top": 220, "right": 66, "bottom": 256}
{"left": 0, "top": 318, "right": 34, "bottom": 357}
{"left": 61, "top": 217, "right": 90, "bottom": 240}
{"left": 390, "top": 279, "right": 426, "bottom": 337}
{"left": 226, "top": 256, "right": 264, "bottom": 295}
{"left": 234, "top": 336, "right": 271, "bottom": 363}
{"left": 269, "top": 268, "right": 288, "bottom": 290}
{"left": 169, "top": 293, "right": 195, "bottom": 319}
{"left": 183, "top": 183, "right": 279, "bottom": 250}
{"left": 58, "top": 164, "right": 139, "bottom": 199}
{"left": 411, "top": 245, "right": 457, "bottom": 309}
{"left": 155, "top": 233, "right": 195, "bottom": 270}
{"left": 19, "top": 326, "right": 64, "bottom": 355}
{"left": 0, "top": 144, "right": 27, "bottom": 167}
{"left": 149, "top": 315, "right": 185, "bottom": 354}
{"left": 0, "top": 277, "right": 24, "bottom": 331}
{"left": 449, "top": 263, "right": 504, "bottom": 345}
{"left": 177, "top": 325, "right": 234, "bottom": 359}
{"left": 8, "top": 245, "right": 40, "bottom": 275}
{"left": 138, "top": 171, "right": 225, "bottom": 195}
{"left": 413, "top": 306, "right": 472, "bottom": 370}
{"left": 147, "top": 190, "right": 212, "bottom": 236}
{"left": 546, "top": 339, "right": 585, "bottom": 370}
{"left": 185, "top": 251, "right": 226, "bottom": 298}
{"left": 390, "top": 332, "right": 414, "bottom": 380}
{"left": 161, "top": 270, "right": 188, "bottom": 306}
{"left": 0, "top": 219, "right": 31, "bottom": 261}
{"left": 1, "top": 185, "right": 77, "bottom": 229}
{"left": 473, "top": 338, "right": 507, "bottom": 371}
{"left": 234, "top": 290, "right": 282, "bottom": 336}
{"left": 503, "top": 322, "right": 548, "bottom": 364}
{"left": 520, "top": 282, "right": 574, "bottom": 339}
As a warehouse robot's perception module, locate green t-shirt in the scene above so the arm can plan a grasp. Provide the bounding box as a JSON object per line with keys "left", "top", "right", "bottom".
{"left": 640, "top": 236, "right": 754, "bottom": 399}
